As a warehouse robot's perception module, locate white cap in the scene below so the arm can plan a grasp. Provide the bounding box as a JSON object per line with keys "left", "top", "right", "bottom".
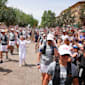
{"left": 43, "top": 34, "right": 46, "bottom": 37}
{"left": 16, "top": 30, "right": 19, "bottom": 32}
{"left": 58, "top": 45, "right": 71, "bottom": 56}
{"left": 63, "top": 30, "right": 66, "bottom": 32}
{"left": 11, "top": 28, "right": 14, "bottom": 31}
{"left": 1, "top": 29, "right": 5, "bottom": 32}
{"left": 20, "top": 35, "right": 24, "bottom": 38}
{"left": 41, "top": 32, "right": 44, "bottom": 35}
{"left": 47, "top": 33, "right": 54, "bottom": 41}
{"left": 63, "top": 36, "right": 69, "bottom": 40}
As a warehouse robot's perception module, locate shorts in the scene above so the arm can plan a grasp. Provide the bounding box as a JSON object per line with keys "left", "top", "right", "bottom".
{"left": 9, "top": 41, "right": 15, "bottom": 46}
{"left": 0, "top": 45, "right": 8, "bottom": 52}
{"left": 40, "top": 64, "right": 49, "bottom": 73}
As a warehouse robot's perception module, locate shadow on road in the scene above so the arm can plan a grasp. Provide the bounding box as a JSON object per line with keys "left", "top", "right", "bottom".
{"left": 5, "top": 58, "right": 19, "bottom": 63}
{"left": 24, "top": 64, "right": 37, "bottom": 67}
{"left": 11, "top": 53, "right": 19, "bottom": 55}
{"left": 0, "top": 67, "right": 12, "bottom": 75}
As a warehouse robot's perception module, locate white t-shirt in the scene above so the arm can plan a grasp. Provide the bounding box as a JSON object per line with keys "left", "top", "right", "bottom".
{"left": 61, "top": 35, "right": 69, "bottom": 40}
{"left": 60, "top": 65, "right": 67, "bottom": 85}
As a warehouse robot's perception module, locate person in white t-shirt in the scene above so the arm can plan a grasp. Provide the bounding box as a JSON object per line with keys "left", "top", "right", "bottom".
{"left": 61, "top": 30, "right": 69, "bottom": 40}
{"left": 18, "top": 36, "right": 31, "bottom": 67}
{"left": 43, "top": 45, "right": 79, "bottom": 85}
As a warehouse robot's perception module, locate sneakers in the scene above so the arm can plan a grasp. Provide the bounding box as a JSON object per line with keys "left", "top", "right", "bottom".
{"left": 0, "top": 60, "right": 3, "bottom": 63}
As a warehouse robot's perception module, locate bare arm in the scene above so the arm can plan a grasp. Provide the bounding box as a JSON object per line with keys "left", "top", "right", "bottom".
{"left": 54, "top": 48, "right": 59, "bottom": 58}
{"left": 37, "top": 52, "right": 41, "bottom": 63}
{"left": 37, "top": 52, "right": 42, "bottom": 69}
{"left": 71, "top": 53, "right": 77, "bottom": 58}
{"left": 73, "top": 78, "right": 79, "bottom": 85}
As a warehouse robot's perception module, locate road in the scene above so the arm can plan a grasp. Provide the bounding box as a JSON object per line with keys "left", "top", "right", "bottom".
{"left": 0, "top": 42, "right": 41, "bottom": 85}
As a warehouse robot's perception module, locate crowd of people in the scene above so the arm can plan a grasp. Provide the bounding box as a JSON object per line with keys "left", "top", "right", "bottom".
{"left": 0, "top": 27, "right": 31, "bottom": 66}
{"left": 35, "top": 26, "right": 85, "bottom": 85}
{"left": 0, "top": 26, "right": 85, "bottom": 85}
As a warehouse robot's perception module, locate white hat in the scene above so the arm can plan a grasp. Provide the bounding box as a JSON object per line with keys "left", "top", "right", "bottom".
{"left": 1, "top": 29, "right": 5, "bottom": 32}
{"left": 11, "top": 28, "right": 14, "bottom": 31}
{"left": 16, "top": 30, "right": 19, "bottom": 32}
{"left": 47, "top": 33, "right": 54, "bottom": 41}
{"left": 41, "top": 32, "right": 44, "bottom": 35}
{"left": 63, "top": 36, "right": 69, "bottom": 40}
{"left": 58, "top": 45, "right": 71, "bottom": 56}
{"left": 63, "top": 30, "right": 66, "bottom": 32}
{"left": 20, "top": 35, "right": 24, "bottom": 38}
{"left": 59, "top": 50, "right": 71, "bottom": 56}
{"left": 43, "top": 34, "right": 46, "bottom": 37}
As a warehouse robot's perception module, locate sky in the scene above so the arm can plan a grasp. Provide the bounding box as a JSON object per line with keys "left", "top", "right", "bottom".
{"left": 7, "top": 0, "right": 82, "bottom": 24}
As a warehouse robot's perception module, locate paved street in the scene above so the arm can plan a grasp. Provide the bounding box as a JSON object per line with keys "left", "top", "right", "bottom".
{"left": 0, "top": 42, "right": 41, "bottom": 85}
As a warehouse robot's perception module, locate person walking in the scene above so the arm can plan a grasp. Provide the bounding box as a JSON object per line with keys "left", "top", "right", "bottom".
{"left": 18, "top": 36, "right": 31, "bottom": 67}
{"left": 0, "top": 30, "right": 9, "bottom": 63}
{"left": 37, "top": 33, "right": 58, "bottom": 85}
{"left": 8, "top": 28, "right": 16, "bottom": 55}
{"left": 43, "top": 45, "right": 79, "bottom": 85}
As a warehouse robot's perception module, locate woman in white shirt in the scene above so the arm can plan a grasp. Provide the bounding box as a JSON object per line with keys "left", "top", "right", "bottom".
{"left": 19, "top": 36, "right": 31, "bottom": 67}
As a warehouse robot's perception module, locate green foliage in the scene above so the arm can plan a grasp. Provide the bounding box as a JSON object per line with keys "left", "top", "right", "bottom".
{"left": 0, "top": 0, "right": 7, "bottom": 7}
{"left": 41, "top": 10, "right": 56, "bottom": 28}
{"left": 0, "top": 7, "right": 16, "bottom": 26}
{"left": 0, "top": 0, "right": 38, "bottom": 27}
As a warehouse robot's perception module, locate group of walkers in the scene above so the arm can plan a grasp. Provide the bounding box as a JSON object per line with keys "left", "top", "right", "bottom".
{"left": 35, "top": 26, "right": 85, "bottom": 85}
{"left": 0, "top": 27, "right": 31, "bottom": 66}
{"left": 0, "top": 26, "right": 85, "bottom": 85}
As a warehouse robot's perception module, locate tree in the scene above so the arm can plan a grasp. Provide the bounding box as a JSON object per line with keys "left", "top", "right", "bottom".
{"left": 14, "top": 9, "right": 38, "bottom": 27}
{"left": 0, "top": 0, "right": 7, "bottom": 7}
{"left": 0, "top": 0, "right": 38, "bottom": 27}
{"left": 41, "top": 10, "right": 56, "bottom": 28}
{"left": 0, "top": 7, "right": 16, "bottom": 26}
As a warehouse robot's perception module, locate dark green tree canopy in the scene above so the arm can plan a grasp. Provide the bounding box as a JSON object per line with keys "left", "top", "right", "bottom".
{"left": 0, "top": 0, "right": 7, "bottom": 7}
{"left": 0, "top": 0, "right": 38, "bottom": 27}
{"left": 41, "top": 10, "right": 56, "bottom": 28}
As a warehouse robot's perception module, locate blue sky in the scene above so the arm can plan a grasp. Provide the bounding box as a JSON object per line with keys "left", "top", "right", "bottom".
{"left": 7, "top": 0, "right": 82, "bottom": 23}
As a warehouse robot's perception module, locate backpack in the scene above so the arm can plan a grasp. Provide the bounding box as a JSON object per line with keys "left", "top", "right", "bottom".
{"left": 1, "top": 35, "right": 8, "bottom": 45}
{"left": 9, "top": 33, "right": 15, "bottom": 41}
{"left": 42, "top": 43, "right": 54, "bottom": 55}
{"left": 52, "top": 61, "right": 73, "bottom": 85}
{"left": 18, "top": 32, "right": 23, "bottom": 38}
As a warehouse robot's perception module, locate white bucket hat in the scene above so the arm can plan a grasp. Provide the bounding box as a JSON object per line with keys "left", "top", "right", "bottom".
{"left": 1, "top": 29, "right": 5, "bottom": 33}
{"left": 47, "top": 33, "right": 54, "bottom": 41}
{"left": 11, "top": 28, "right": 14, "bottom": 31}
{"left": 63, "top": 36, "right": 69, "bottom": 41}
{"left": 59, "top": 45, "right": 71, "bottom": 56}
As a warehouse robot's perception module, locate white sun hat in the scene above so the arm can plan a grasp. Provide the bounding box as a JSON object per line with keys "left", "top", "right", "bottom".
{"left": 11, "top": 28, "right": 14, "bottom": 31}
{"left": 58, "top": 45, "right": 71, "bottom": 56}
{"left": 47, "top": 33, "right": 54, "bottom": 41}
{"left": 1, "top": 29, "right": 5, "bottom": 32}
{"left": 43, "top": 34, "right": 46, "bottom": 37}
{"left": 63, "top": 36, "right": 69, "bottom": 40}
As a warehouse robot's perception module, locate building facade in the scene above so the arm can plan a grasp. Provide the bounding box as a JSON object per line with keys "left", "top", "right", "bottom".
{"left": 59, "top": 1, "right": 85, "bottom": 26}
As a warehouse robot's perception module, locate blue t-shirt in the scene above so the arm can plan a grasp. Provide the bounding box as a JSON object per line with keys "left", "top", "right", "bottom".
{"left": 80, "top": 35, "right": 85, "bottom": 40}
